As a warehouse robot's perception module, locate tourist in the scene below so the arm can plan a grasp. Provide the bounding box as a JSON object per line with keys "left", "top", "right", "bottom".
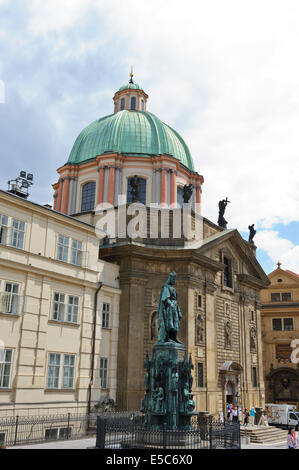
{"left": 227, "top": 403, "right": 231, "bottom": 420}
{"left": 243, "top": 408, "right": 249, "bottom": 426}
{"left": 250, "top": 407, "right": 256, "bottom": 426}
{"left": 232, "top": 406, "right": 238, "bottom": 423}
{"left": 287, "top": 428, "right": 299, "bottom": 449}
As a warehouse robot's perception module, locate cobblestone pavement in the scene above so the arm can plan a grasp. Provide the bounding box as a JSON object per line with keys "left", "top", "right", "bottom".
{"left": 7, "top": 437, "right": 288, "bottom": 450}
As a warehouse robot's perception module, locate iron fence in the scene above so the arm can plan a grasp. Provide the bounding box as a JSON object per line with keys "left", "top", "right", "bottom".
{"left": 96, "top": 412, "right": 241, "bottom": 449}
{"left": 0, "top": 412, "right": 98, "bottom": 447}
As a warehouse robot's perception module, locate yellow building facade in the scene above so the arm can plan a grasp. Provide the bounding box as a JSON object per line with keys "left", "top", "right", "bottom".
{"left": 0, "top": 190, "right": 121, "bottom": 417}
{"left": 260, "top": 265, "right": 299, "bottom": 406}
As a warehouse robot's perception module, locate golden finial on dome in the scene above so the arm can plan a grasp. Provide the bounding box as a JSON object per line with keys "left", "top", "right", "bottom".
{"left": 129, "top": 65, "right": 134, "bottom": 84}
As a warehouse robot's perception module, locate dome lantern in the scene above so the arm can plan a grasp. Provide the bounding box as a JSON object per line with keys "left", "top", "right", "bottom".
{"left": 113, "top": 70, "right": 148, "bottom": 113}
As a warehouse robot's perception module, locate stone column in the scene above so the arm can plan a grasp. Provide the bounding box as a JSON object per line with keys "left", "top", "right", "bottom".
{"left": 97, "top": 167, "right": 105, "bottom": 205}
{"left": 196, "top": 186, "right": 201, "bottom": 214}
{"left": 160, "top": 169, "right": 167, "bottom": 207}
{"left": 56, "top": 178, "right": 64, "bottom": 212}
{"left": 170, "top": 170, "right": 177, "bottom": 207}
{"left": 61, "top": 177, "right": 70, "bottom": 214}
{"left": 107, "top": 167, "right": 115, "bottom": 205}
{"left": 205, "top": 280, "right": 218, "bottom": 415}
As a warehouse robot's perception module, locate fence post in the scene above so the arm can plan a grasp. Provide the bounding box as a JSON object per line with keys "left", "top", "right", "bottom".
{"left": 67, "top": 413, "right": 70, "bottom": 439}
{"left": 96, "top": 417, "right": 106, "bottom": 449}
{"left": 209, "top": 422, "right": 213, "bottom": 449}
{"left": 14, "top": 415, "right": 19, "bottom": 446}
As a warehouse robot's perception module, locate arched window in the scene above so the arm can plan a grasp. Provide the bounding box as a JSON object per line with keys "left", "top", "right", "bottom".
{"left": 120, "top": 98, "right": 125, "bottom": 110}
{"left": 130, "top": 96, "right": 136, "bottom": 110}
{"left": 141, "top": 99, "right": 144, "bottom": 111}
{"left": 81, "top": 182, "right": 96, "bottom": 212}
{"left": 127, "top": 177, "right": 146, "bottom": 205}
{"left": 177, "top": 186, "right": 184, "bottom": 208}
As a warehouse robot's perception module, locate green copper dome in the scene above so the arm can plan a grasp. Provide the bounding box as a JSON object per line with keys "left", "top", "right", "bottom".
{"left": 67, "top": 110, "right": 194, "bottom": 171}
{"left": 118, "top": 83, "right": 143, "bottom": 91}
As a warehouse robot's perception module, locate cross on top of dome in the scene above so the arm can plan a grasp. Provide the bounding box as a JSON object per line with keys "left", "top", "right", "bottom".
{"left": 114, "top": 70, "right": 148, "bottom": 113}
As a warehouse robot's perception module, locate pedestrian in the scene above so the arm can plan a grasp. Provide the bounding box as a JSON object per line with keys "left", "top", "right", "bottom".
{"left": 287, "top": 428, "right": 299, "bottom": 449}
{"left": 226, "top": 403, "right": 231, "bottom": 419}
{"left": 232, "top": 407, "right": 238, "bottom": 423}
{"left": 243, "top": 408, "right": 249, "bottom": 426}
{"left": 229, "top": 406, "right": 233, "bottom": 421}
{"left": 250, "top": 407, "right": 256, "bottom": 426}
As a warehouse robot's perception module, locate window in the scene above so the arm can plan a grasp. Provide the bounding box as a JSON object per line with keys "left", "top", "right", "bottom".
{"left": 1, "top": 282, "right": 19, "bottom": 315}
{"left": 51, "top": 293, "right": 79, "bottom": 324}
{"left": 252, "top": 367, "right": 257, "bottom": 388}
{"left": 197, "top": 295, "right": 202, "bottom": 309}
{"left": 283, "top": 318, "right": 294, "bottom": 331}
{"left": 282, "top": 292, "right": 292, "bottom": 301}
{"left": 81, "top": 182, "right": 96, "bottom": 212}
{"left": 177, "top": 187, "right": 184, "bottom": 208}
{"left": 272, "top": 318, "right": 282, "bottom": 331}
{"left": 251, "top": 310, "right": 255, "bottom": 322}
{"left": 127, "top": 177, "right": 146, "bottom": 205}
{"left": 57, "top": 235, "right": 69, "bottom": 262}
{"left": 120, "top": 98, "right": 125, "bottom": 110}
{"left": 102, "top": 302, "right": 110, "bottom": 328}
{"left": 46, "top": 353, "right": 61, "bottom": 388}
{"left": 223, "top": 257, "right": 233, "bottom": 288}
{"left": 67, "top": 296, "right": 79, "bottom": 323}
{"left": 59, "top": 427, "right": 72, "bottom": 439}
{"left": 271, "top": 293, "right": 281, "bottom": 302}
{"left": 197, "top": 363, "right": 204, "bottom": 388}
{"left": 100, "top": 357, "right": 108, "bottom": 389}
{"left": 62, "top": 355, "right": 75, "bottom": 388}
{"left": 0, "top": 432, "right": 5, "bottom": 446}
{"left": 130, "top": 96, "right": 136, "bottom": 110}
{"left": 141, "top": 99, "right": 144, "bottom": 111}
{"left": 46, "top": 353, "right": 75, "bottom": 389}
{"left": 0, "top": 349, "right": 12, "bottom": 388}
{"left": 52, "top": 293, "right": 65, "bottom": 322}
{"left": 10, "top": 219, "right": 25, "bottom": 249}
{"left": 70, "top": 239, "right": 83, "bottom": 266}
{"left": 0, "top": 215, "right": 8, "bottom": 245}
{"left": 45, "top": 428, "right": 58, "bottom": 440}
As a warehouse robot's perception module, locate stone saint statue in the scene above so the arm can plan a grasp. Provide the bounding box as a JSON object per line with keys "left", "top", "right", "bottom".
{"left": 183, "top": 184, "right": 193, "bottom": 203}
{"left": 157, "top": 272, "right": 182, "bottom": 344}
{"left": 248, "top": 224, "right": 256, "bottom": 244}
{"left": 218, "top": 197, "right": 230, "bottom": 229}
{"left": 130, "top": 175, "right": 140, "bottom": 202}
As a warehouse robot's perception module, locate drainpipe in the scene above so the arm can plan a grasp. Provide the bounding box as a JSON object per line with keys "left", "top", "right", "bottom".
{"left": 88, "top": 282, "right": 103, "bottom": 415}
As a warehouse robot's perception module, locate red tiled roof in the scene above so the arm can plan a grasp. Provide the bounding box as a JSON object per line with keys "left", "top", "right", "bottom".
{"left": 285, "top": 269, "right": 299, "bottom": 278}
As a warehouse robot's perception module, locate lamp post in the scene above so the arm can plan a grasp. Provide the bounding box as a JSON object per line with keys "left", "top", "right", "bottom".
{"left": 235, "top": 392, "right": 241, "bottom": 422}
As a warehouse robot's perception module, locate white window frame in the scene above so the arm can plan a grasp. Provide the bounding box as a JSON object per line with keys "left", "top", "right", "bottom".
{"left": 70, "top": 239, "right": 83, "bottom": 266}
{"left": 0, "top": 215, "right": 8, "bottom": 245}
{"left": 102, "top": 302, "right": 110, "bottom": 329}
{"left": 56, "top": 235, "right": 69, "bottom": 262}
{"left": 46, "top": 353, "right": 75, "bottom": 389}
{"left": 100, "top": 357, "right": 108, "bottom": 389}
{"left": 52, "top": 293, "right": 65, "bottom": 322}
{"left": 51, "top": 292, "right": 79, "bottom": 324}
{"left": 0, "top": 349, "right": 13, "bottom": 388}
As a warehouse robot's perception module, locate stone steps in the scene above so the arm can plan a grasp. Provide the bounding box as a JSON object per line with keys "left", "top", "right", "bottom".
{"left": 241, "top": 426, "right": 288, "bottom": 444}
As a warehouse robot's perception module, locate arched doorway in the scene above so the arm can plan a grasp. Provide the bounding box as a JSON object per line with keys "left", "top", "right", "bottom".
{"left": 225, "top": 380, "right": 234, "bottom": 405}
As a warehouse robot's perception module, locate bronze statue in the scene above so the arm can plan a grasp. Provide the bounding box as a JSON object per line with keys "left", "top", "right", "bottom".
{"left": 218, "top": 197, "right": 230, "bottom": 229}
{"left": 130, "top": 175, "right": 141, "bottom": 202}
{"left": 183, "top": 184, "right": 193, "bottom": 203}
{"left": 157, "top": 271, "right": 182, "bottom": 344}
{"left": 248, "top": 224, "right": 256, "bottom": 244}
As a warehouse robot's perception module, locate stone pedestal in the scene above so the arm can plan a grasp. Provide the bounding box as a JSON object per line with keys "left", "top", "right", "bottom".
{"left": 141, "top": 342, "right": 197, "bottom": 430}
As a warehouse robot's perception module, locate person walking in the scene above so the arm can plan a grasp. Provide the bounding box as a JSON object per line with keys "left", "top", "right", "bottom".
{"left": 250, "top": 407, "right": 256, "bottom": 426}
{"left": 232, "top": 406, "right": 238, "bottom": 423}
{"left": 287, "top": 428, "right": 299, "bottom": 449}
{"left": 227, "top": 403, "right": 231, "bottom": 420}
{"left": 243, "top": 408, "right": 249, "bottom": 426}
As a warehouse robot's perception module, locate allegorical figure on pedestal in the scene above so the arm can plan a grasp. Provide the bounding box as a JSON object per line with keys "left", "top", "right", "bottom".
{"left": 157, "top": 271, "right": 182, "bottom": 344}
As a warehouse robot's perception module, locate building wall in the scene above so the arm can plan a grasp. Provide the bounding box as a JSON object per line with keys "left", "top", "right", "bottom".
{"left": 0, "top": 191, "right": 120, "bottom": 417}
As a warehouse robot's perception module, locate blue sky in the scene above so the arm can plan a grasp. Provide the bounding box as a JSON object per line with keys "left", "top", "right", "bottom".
{"left": 0, "top": 0, "right": 298, "bottom": 275}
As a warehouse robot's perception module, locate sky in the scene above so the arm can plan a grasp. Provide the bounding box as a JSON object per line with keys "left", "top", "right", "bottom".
{"left": 0, "top": 0, "right": 298, "bottom": 274}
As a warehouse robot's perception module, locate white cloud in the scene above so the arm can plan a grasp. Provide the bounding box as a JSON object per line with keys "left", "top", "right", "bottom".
{"left": 255, "top": 230, "right": 299, "bottom": 273}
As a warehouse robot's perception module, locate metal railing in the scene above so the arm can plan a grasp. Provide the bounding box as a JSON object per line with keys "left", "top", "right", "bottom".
{"left": 96, "top": 412, "right": 241, "bottom": 449}
{"left": 0, "top": 413, "right": 98, "bottom": 447}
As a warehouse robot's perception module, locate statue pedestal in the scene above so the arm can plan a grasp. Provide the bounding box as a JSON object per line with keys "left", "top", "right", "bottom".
{"left": 142, "top": 341, "right": 197, "bottom": 430}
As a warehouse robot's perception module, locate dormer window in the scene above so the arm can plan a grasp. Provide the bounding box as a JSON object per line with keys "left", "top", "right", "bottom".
{"left": 120, "top": 98, "right": 125, "bottom": 111}
{"left": 130, "top": 97, "right": 136, "bottom": 110}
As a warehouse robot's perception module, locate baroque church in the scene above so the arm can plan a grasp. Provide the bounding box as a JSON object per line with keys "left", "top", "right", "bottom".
{"left": 52, "top": 72, "right": 270, "bottom": 416}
